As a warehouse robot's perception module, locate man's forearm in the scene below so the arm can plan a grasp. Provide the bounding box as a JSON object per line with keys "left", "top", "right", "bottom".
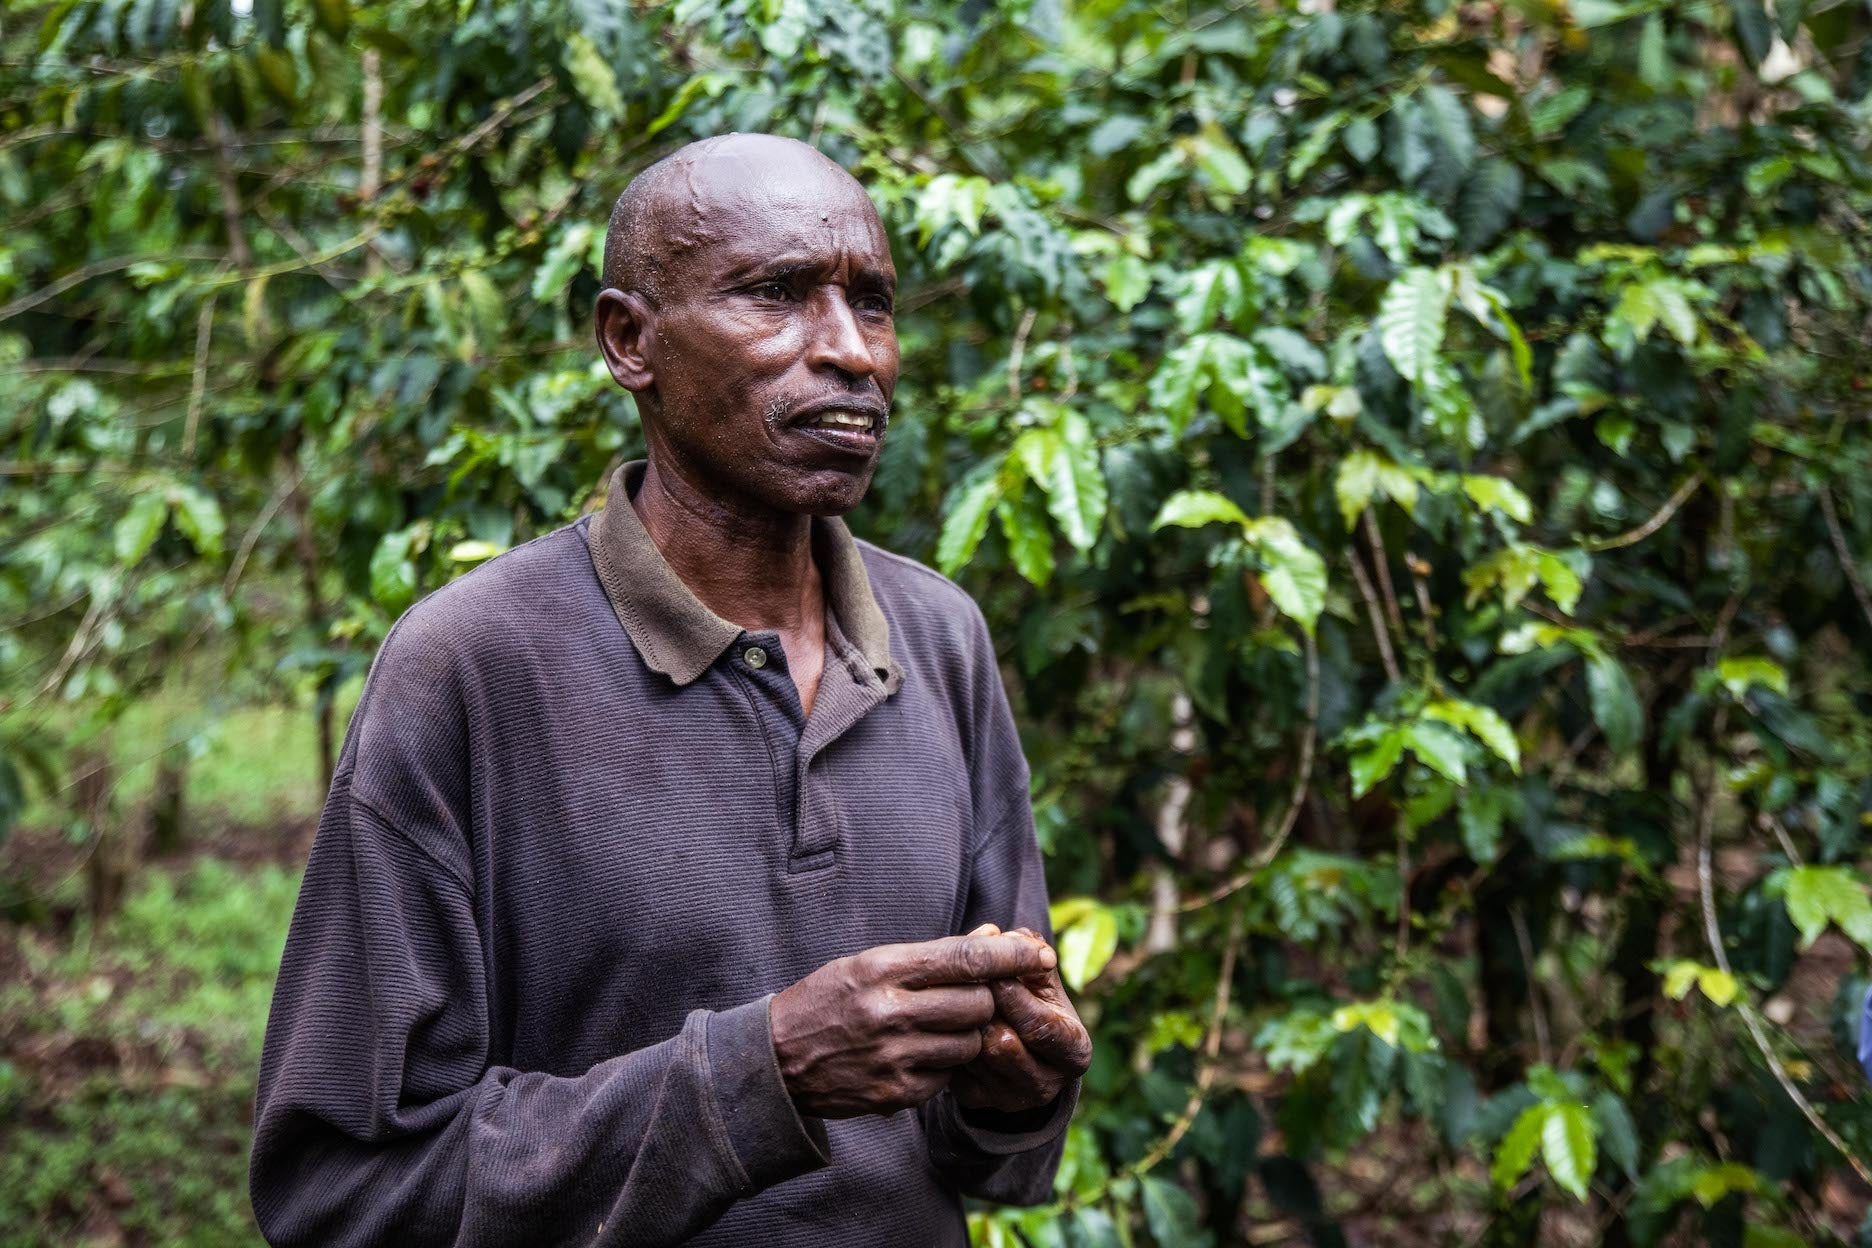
{"left": 252, "top": 995, "right": 828, "bottom": 1247}
{"left": 920, "top": 1081, "right": 1079, "bottom": 1206}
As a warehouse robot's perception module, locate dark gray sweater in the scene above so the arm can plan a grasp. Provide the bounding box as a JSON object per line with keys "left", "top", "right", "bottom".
{"left": 249, "top": 466, "right": 1073, "bottom": 1247}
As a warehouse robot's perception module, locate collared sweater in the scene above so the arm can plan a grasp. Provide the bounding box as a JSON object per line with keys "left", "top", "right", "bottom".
{"left": 248, "top": 462, "right": 1075, "bottom": 1247}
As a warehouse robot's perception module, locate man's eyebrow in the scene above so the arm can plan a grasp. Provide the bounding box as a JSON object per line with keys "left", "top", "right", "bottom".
{"left": 849, "top": 265, "right": 897, "bottom": 295}
{"left": 719, "top": 252, "right": 896, "bottom": 293}
{"left": 720, "top": 253, "right": 820, "bottom": 283}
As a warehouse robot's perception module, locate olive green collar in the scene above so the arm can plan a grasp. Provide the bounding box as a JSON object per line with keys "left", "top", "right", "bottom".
{"left": 583, "top": 460, "right": 902, "bottom": 693}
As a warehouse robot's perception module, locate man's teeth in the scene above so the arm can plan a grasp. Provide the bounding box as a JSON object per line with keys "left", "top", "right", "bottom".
{"left": 807, "top": 411, "right": 874, "bottom": 430}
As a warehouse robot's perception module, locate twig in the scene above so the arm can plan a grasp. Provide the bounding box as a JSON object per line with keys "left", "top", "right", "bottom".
{"left": 1127, "top": 907, "right": 1243, "bottom": 1178}
{"left": 32, "top": 594, "right": 105, "bottom": 702}
{"left": 0, "top": 250, "right": 222, "bottom": 322}
{"left": 222, "top": 463, "right": 303, "bottom": 600}
{"left": 1147, "top": 693, "right": 1198, "bottom": 953}
{"left": 1585, "top": 473, "right": 1703, "bottom": 552}
{"left": 1183, "top": 630, "right": 1320, "bottom": 911}
{"left": 1347, "top": 540, "right": 1402, "bottom": 684}
{"left": 1363, "top": 508, "right": 1407, "bottom": 641}
{"left": 1510, "top": 903, "right": 1552, "bottom": 1066}
{"left": 1407, "top": 551, "right": 1437, "bottom": 651}
{"left": 1056, "top": 324, "right": 1079, "bottom": 402}
{"left": 182, "top": 282, "right": 221, "bottom": 457}
{"left": 1694, "top": 702, "right": 1872, "bottom": 1187}
{"left": 1761, "top": 813, "right": 1805, "bottom": 868}
{"left": 1007, "top": 306, "right": 1037, "bottom": 404}
{"left": 360, "top": 49, "right": 384, "bottom": 203}
{"left": 1818, "top": 487, "right": 1872, "bottom": 634}
{"left": 207, "top": 111, "right": 253, "bottom": 272}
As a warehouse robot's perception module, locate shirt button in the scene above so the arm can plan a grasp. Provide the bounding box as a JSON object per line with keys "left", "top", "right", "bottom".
{"left": 743, "top": 646, "right": 768, "bottom": 669}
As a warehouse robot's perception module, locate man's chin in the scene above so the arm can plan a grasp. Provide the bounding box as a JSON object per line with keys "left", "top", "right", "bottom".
{"left": 778, "top": 465, "right": 876, "bottom": 517}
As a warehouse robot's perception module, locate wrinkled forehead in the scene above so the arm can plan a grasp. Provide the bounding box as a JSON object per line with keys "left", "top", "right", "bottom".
{"left": 655, "top": 142, "right": 893, "bottom": 275}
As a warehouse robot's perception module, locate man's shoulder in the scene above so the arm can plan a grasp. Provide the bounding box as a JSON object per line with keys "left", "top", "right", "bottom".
{"left": 854, "top": 539, "right": 982, "bottom": 623}
{"left": 851, "top": 537, "right": 992, "bottom": 664}
{"left": 376, "top": 522, "right": 600, "bottom": 671}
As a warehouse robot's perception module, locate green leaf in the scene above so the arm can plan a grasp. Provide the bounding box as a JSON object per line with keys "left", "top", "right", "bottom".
{"left": 369, "top": 527, "right": 419, "bottom": 614}
{"left": 1351, "top": 728, "right": 1406, "bottom": 798}
{"left": 1152, "top": 490, "right": 1250, "bottom": 532}
{"left": 1378, "top": 268, "right": 1448, "bottom": 385}
{"left": 1174, "top": 260, "right": 1246, "bottom": 335}
{"left": 1191, "top": 125, "right": 1250, "bottom": 196}
{"left": 936, "top": 471, "right": 1001, "bottom": 575}
{"left": 1056, "top": 904, "right": 1119, "bottom": 991}
{"left": 1402, "top": 720, "right": 1469, "bottom": 784}
{"left": 1141, "top": 1175, "right": 1213, "bottom": 1248}
{"left": 1691, "top": 1162, "right": 1758, "bottom": 1208}
{"left": 1036, "top": 408, "right": 1106, "bottom": 552}
{"left": 645, "top": 72, "right": 728, "bottom": 138}
{"left": 1586, "top": 654, "right": 1644, "bottom": 753}
{"left": 1542, "top": 1102, "right": 1596, "bottom": 1200}
{"left": 533, "top": 223, "right": 596, "bottom": 303}
{"left": 1344, "top": 116, "right": 1379, "bottom": 164}
{"left": 114, "top": 493, "right": 169, "bottom": 566}
{"left": 1697, "top": 967, "right": 1739, "bottom": 1006}
{"left": 1420, "top": 85, "right": 1475, "bottom": 172}
{"left": 1102, "top": 254, "right": 1151, "bottom": 313}
{"left": 1457, "top": 160, "right": 1523, "bottom": 251}
{"left": 562, "top": 31, "right": 624, "bottom": 117}
{"left": 1529, "top": 86, "right": 1591, "bottom": 137}
{"left": 1492, "top": 1104, "right": 1548, "bottom": 1190}
{"left": 170, "top": 486, "right": 225, "bottom": 559}
{"left": 1592, "top": 1093, "right": 1639, "bottom": 1182}
{"left": 1716, "top": 656, "right": 1789, "bottom": 699}
{"left": 995, "top": 491, "right": 1056, "bottom": 587}
{"left": 1463, "top": 544, "right": 1588, "bottom": 614}
{"left": 1779, "top": 865, "right": 1872, "bottom": 951}
{"left": 1423, "top": 699, "right": 1521, "bottom": 772}
{"left": 1459, "top": 475, "right": 1532, "bottom": 525}
{"left": 1243, "top": 517, "right": 1327, "bottom": 634}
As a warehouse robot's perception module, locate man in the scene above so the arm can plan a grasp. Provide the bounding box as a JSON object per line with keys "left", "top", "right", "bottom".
{"left": 248, "top": 133, "right": 1090, "bottom": 1246}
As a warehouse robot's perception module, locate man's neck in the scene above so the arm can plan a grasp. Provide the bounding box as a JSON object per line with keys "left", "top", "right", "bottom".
{"left": 629, "top": 455, "right": 825, "bottom": 636}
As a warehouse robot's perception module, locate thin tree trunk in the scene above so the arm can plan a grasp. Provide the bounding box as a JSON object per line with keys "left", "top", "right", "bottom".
{"left": 148, "top": 754, "right": 186, "bottom": 855}
{"left": 1145, "top": 692, "right": 1196, "bottom": 954}
{"left": 77, "top": 743, "right": 129, "bottom": 923}
{"left": 284, "top": 437, "right": 333, "bottom": 792}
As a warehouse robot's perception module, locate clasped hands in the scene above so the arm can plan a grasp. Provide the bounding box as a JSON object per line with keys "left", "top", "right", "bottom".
{"left": 769, "top": 924, "right": 1092, "bottom": 1120}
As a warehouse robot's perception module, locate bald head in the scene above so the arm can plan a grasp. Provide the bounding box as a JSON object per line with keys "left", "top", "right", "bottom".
{"left": 601, "top": 134, "right": 875, "bottom": 304}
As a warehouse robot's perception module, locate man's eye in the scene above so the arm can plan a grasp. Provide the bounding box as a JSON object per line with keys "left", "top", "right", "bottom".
{"left": 855, "top": 294, "right": 894, "bottom": 315}
{"left": 750, "top": 281, "right": 794, "bottom": 301}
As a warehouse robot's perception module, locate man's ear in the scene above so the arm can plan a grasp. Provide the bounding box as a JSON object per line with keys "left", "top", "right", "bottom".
{"left": 595, "top": 288, "right": 656, "bottom": 393}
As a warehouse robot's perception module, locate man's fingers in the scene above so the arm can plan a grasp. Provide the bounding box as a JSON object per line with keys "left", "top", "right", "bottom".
{"left": 979, "top": 1020, "right": 1029, "bottom": 1064}
{"left": 967, "top": 923, "right": 1001, "bottom": 936}
{"left": 901, "top": 985, "right": 996, "bottom": 1031}
{"left": 989, "top": 978, "right": 1092, "bottom": 1069}
{"left": 909, "top": 1028, "right": 984, "bottom": 1069}
{"left": 898, "top": 933, "right": 1056, "bottom": 988}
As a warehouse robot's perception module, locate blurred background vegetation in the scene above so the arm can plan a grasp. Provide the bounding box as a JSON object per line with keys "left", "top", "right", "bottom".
{"left": 3, "top": 0, "right": 1872, "bottom": 1243}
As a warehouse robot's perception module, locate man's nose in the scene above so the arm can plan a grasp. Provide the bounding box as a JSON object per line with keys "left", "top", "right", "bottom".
{"left": 805, "top": 290, "right": 877, "bottom": 379}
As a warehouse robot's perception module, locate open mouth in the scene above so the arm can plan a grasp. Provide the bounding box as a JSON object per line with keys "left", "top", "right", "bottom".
{"left": 789, "top": 403, "right": 886, "bottom": 452}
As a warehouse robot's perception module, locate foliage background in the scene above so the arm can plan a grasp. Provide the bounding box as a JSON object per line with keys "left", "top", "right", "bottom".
{"left": 3, "top": 0, "right": 1872, "bottom": 1243}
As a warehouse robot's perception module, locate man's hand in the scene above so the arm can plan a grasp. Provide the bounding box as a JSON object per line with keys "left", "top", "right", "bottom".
{"left": 949, "top": 925, "right": 1093, "bottom": 1115}
{"left": 770, "top": 933, "right": 1059, "bottom": 1119}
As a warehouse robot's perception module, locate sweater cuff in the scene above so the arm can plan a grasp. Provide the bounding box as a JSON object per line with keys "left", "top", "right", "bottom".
{"left": 704, "top": 994, "right": 831, "bottom": 1192}
{"left": 929, "top": 1079, "right": 1079, "bottom": 1158}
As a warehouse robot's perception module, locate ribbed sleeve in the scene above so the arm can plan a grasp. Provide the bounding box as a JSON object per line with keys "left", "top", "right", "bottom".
{"left": 248, "top": 626, "right": 830, "bottom": 1247}
{"left": 916, "top": 600, "right": 1076, "bottom": 1205}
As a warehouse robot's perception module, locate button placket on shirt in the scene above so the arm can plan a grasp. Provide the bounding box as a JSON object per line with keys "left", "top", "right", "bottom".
{"left": 725, "top": 629, "right": 890, "bottom": 874}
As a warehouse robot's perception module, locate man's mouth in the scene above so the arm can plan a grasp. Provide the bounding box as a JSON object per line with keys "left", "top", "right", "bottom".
{"left": 788, "top": 401, "right": 887, "bottom": 452}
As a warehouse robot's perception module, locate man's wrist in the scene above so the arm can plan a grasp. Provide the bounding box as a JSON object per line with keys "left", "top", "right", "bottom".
{"left": 955, "top": 1089, "right": 1063, "bottom": 1133}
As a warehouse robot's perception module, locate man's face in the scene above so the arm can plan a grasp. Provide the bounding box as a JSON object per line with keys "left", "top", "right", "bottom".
{"left": 601, "top": 141, "right": 900, "bottom": 517}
